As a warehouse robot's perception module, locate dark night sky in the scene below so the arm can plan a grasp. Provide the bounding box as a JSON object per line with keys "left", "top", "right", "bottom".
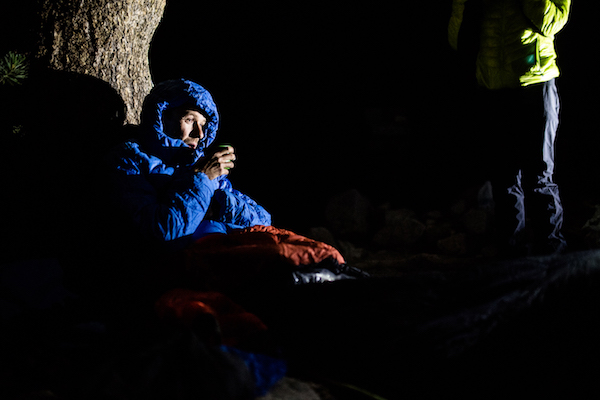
{"left": 150, "top": 1, "right": 594, "bottom": 231}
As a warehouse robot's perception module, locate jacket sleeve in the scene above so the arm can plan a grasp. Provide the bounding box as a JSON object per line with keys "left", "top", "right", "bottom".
{"left": 116, "top": 171, "right": 219, "bottom": 242}
{"left": 522, "top": 0, "right": 571, "bottom": 37}
{"left": 448, "top": 0, "right": 468, "bottom": 50}
{"left": 108, "top": 146, "right": 220, "bottom": 242}
{"left": 212, "top": 177, "right": 272, "bottom": 227}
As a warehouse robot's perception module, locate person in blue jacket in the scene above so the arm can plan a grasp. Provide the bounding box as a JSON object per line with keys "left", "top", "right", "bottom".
{"left": 106, "top": 79, "right": 271, "bottom": 250}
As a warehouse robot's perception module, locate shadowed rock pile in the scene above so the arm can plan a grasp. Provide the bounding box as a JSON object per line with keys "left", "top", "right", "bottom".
{"left": 306, "top": 184, "right": 600, "bottom": 277}
{"left": 306, "top": 184, "right": 498, "bottom": 274}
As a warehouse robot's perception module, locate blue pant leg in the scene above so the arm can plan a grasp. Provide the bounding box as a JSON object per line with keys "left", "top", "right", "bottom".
{"left": 528, "top": 79, "right": 566, "bottom": 252}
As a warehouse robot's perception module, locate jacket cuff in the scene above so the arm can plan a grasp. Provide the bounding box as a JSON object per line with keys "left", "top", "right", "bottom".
{"left": 193, "top": 172, "right": 219, "bottom": 192}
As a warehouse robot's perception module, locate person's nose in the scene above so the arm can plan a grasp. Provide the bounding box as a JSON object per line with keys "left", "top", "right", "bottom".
{"left": 192, "top": 122, "right": 204, "bottom": 139}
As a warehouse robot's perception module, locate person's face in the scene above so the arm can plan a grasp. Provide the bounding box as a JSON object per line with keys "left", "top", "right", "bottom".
{"left": 164, "top": 109, "right": 207, "bottom": 149}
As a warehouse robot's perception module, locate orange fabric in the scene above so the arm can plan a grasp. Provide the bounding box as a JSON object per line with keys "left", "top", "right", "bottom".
{"left": 155, "top": 288, "right": 267, "bottom": 347}
{"left": 183, "top": 225, "right": 345, "bottom": 292}
{"left": 187, "top": 224, "right": 345, "bottom": 266}
{"left": 233, "top": 225, "right": 345, "bottom": 266}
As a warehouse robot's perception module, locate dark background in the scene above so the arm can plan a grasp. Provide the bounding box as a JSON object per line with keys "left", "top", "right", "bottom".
{"left": 0, "top": 1, "right": 594, "bottom": 235}
{"left": 150, "top": 1, "right": 596, "bottom": 233}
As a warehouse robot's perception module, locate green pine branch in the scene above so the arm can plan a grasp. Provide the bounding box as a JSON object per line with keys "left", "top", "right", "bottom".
{"left": 0, "top": 51, "right": 29, "bottom": 86}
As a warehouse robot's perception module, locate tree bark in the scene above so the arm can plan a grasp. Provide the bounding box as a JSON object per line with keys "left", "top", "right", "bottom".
{"left": 35, "top": 0, "right": 167, "bottom": 124}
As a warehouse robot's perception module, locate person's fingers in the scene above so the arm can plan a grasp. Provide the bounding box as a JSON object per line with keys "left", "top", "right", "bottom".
{"left": 222, "top": 159, "right": 235, "bottom": 170}
{"left": 215, "top": 147, "right": 235, "bottom": 158}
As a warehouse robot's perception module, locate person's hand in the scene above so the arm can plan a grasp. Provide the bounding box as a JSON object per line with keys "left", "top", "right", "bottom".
{"left": 193, "top": 146, "right": 236, "bottom": 180}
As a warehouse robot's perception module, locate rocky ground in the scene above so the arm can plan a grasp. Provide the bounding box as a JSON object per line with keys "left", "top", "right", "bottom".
{"left": 254, "top": 186, "right": 600, "bottom": 399}
{"left": 4, "top": 184, "right": 600, "bottom": 399}
{"left": 303, "top": 183, "right": 600, "bottom": 274}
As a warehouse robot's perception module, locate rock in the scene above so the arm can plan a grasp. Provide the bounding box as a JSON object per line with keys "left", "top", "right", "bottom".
{"left": 383, "top": 208, "right": 418, "bottom": 224}
{"left": 258, "top": 377, "right": 328, "bottom": 400}
{"left": 371, "top": 207, "right": 426, "bottom": 249}
{"left": 424, "top": 210, "right": 443, "bottom": 220}
{"left": 351, "top": 249, "right": 408, "bottom": 276}
{"left": 325, "top": 189, "right": 374, "bottom": 238}
{"left": 477, "top": 180, "right": 495, "bottom": 211}
{"left": 306, "top": 227, "right": 338, "bottom": 247}
{"left": 461, "top": 208, "right": 491, "bottom": 235}
{"left": 373, "top": 217, "right": 426, "bottom": 248}
{"left": 437, "top": 233, "right": 468, "bottom": 256}
{"left": 450, "top": 199, "right": 467, "bottom": 216}
{"left": 583, "top": 205, "right": 600, "bottom": 247}
{"left": 336, "top": 239, "right": 366, "bottom": 262}
{"left": 306, "top": 227, "right": 364, "bottom": 262}
{"left": 424, "top": 219, "right": 453, "bottom": 248}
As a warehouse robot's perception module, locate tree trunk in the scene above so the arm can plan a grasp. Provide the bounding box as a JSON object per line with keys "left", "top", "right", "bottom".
{"left": 35, "top": 0, "right": 167, "bottom": 124}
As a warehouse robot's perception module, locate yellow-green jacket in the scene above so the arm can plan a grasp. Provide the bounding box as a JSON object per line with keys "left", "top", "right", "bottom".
{"left": 448, "top": 0, "right": 571, "bottom": 89}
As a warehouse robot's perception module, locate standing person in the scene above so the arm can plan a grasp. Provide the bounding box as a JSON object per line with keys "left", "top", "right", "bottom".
{"left": 105, "top": 79, "right": 272, "bottom": 252}
{"left": 448, "top": 0, "right": 571, "bottom": 256}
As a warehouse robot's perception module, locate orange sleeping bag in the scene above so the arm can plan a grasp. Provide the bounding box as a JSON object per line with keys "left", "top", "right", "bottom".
{"left": 183, "top": 225, "right": 347, "bottom": 292}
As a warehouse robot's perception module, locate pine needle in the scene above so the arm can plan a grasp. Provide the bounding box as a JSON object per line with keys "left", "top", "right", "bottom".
{"left": 0, "top": 51, "right": 29, "bottom": 86}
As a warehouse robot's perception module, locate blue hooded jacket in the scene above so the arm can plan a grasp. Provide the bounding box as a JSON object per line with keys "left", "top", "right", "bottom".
{"left": 106, "top": 79, "right": 271, "bottom": 244}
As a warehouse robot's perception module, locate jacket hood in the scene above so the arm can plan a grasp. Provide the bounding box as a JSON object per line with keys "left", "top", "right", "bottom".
{"left": 139, "top": 79, "right": 219, "bottom": 164}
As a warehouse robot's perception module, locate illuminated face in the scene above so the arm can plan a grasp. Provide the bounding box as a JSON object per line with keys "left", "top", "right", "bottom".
{"left": 164, "top": 109, "right": 207, "bottom": 149}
